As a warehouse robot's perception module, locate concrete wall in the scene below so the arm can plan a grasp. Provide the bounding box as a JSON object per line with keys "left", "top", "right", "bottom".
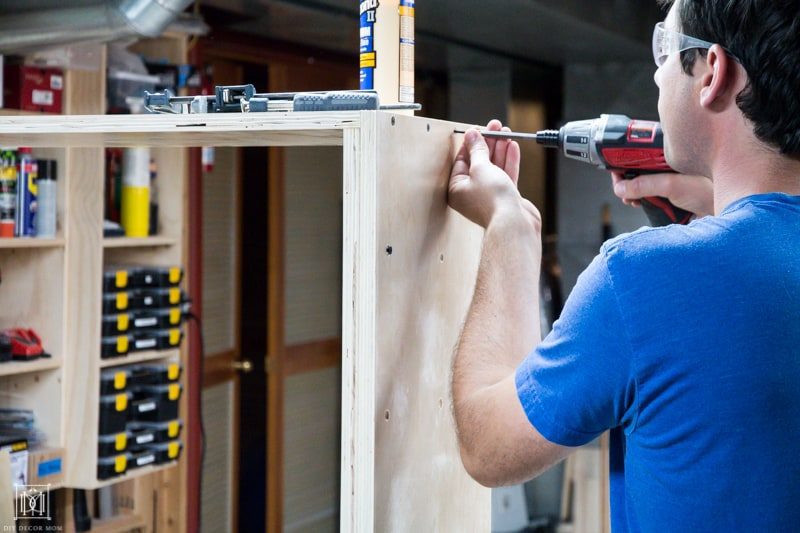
{"left": 557, "top": 61, "right": 658, "bottom": 292}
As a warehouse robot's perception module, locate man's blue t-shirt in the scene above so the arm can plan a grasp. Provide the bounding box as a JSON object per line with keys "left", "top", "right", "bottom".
{"left": 516, "top": 193, "right": 800, "bottom": 531}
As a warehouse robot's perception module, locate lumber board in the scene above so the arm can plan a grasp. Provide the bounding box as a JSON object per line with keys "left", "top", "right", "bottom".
{"left": 63, "top": 147, "right": 105, "bottom": 489}
{"left": 341, "top": 112, "right": 490, "bottom": 532}
{"left": 0, "top": 112, "right": 360, "bottom": 148}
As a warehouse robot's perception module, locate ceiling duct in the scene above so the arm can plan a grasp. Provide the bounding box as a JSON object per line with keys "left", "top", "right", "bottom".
{"left": 0, "top": 0, "right": 194, "bottom": 54}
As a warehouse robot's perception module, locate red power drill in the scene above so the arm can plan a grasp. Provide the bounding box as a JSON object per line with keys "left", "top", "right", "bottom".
{"left": 457, "top": 114, "right": 693, "bottom": 227}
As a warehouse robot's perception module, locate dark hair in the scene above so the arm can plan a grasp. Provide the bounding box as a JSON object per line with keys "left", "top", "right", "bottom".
{"left": 660, "top": 0, "right": 800, "bottom": 157}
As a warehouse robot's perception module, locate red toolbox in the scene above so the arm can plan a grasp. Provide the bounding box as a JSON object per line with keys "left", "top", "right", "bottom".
{"left": 3, "top": 64, "right": 63, "bottom": 114}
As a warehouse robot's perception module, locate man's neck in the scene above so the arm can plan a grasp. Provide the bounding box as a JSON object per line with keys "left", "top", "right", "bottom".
{"left": 710, "top": 140, "right": 800, "bottom": 214}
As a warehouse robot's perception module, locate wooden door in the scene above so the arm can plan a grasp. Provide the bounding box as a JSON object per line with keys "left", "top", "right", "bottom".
{"left": 194, "top": 32, "right": 357, "bottom": 532}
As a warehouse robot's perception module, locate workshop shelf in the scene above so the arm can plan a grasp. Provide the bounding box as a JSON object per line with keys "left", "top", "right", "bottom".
{"left": 89, "top": 461, "right": 178, "bottom": 490}
{"left": 102, "top": 236, "right": 177, "bottom": 248}
{"left": 0, "top": 238, "right": 65, "bottom": 249}
{"left": 98, "top": 348, "right": 179, "bottom": 369}
{"left": 0, "top": 358, "right": 61, "bottom": 377}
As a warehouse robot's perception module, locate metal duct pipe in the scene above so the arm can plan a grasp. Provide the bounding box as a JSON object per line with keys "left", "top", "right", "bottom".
{"left": 0, "top": 0, "right": 194, "bottom": 54}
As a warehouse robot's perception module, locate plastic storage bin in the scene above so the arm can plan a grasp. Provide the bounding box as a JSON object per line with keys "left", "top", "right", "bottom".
{"left": 149, "top": 440, "right": 182, "bottom": 464}
{"left": 130, "top": 383, "right": 181, "bottom": 423}
{"left": 130, "top": 328, "right": 182, "bottom": 352}
{"left": 127, "top": 449, "right": 157, "bottom": 470}
{"left": 97, "top": 454, "right": 128, "bottom": 480}
{"left": 130, "top": 307, "right": 183, "bottom": 330}
{"left": 101, "top": 313, "right": 131, "bottom": 336}
{"left": 98, "top": 392, "right": 130, "bottom": 435}
{"left": 128, "top": 426, "right": 157, "bottom": 450}
{"left": 129, "top": 288, "right": 184, "bottom": 309}
{"left": 102, "top": 291, "right": 130, "bottom": 313}
{"left": 129, "top": 363, "right": 182, "bottom": 387}
{"left": 100, "top": 368, "right": 129, "bottom": 395}
{"left": 101, "top": 335, "right": 131, "bottom": 359}
{"left": 129, "top": 266, "right": 183, "bottom": 289}
{"left": 98, "top": 432, "right": 128, "bottom": 457}
{"left": 128, "top": 420, "right": 182, "bottom": 444}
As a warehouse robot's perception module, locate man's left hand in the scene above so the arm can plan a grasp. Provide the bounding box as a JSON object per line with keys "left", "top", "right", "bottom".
{"left": 448, "top": 120, "right": 540, "bottom": 230}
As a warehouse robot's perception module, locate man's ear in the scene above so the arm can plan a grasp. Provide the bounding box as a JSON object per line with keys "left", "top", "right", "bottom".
{"left": 699, "top": 44, "right": 734, "bottom": 110}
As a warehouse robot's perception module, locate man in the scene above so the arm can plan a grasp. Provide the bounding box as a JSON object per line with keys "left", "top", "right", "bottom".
{"left": 448, "top": 0, "right": 800, "bottom": 530}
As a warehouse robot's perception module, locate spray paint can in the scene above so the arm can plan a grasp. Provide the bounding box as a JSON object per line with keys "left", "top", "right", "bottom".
{"left": 121, "top": 148, "right": 150, "bottom": 237}
{"left": 399, "top": 0, "right": 415, "bottom": 103}
{"left": 16, "top": 147, "right": 37, "bottom": 237}
{"left": 0, "top": 149, "right": 17, "bottom": 238}
{"left": 35, "top": 159, "right": 57, "bottom": 238}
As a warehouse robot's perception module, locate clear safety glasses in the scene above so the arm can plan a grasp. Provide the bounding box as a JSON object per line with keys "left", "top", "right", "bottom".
{"left": 652, "top": 22, "right": 716, "bottom": 67}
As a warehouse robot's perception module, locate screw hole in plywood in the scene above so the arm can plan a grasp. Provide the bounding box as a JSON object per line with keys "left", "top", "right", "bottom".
{"left": 384, "top": 410, "right": 391, "bottom": 421}
{"left": 439, "top": 398, "right": 444, "bottom": 409}
{"left": 391, "top": 117, "right": 396, "bottom": 126}
{"left": 427, "top": 123, "right": 431, "bottom": 132}
{"left": 440, "top": 253, "right": 445, "bottom": 263}
{"left": 386, "top": 245, "right": 393, "bottom": 255}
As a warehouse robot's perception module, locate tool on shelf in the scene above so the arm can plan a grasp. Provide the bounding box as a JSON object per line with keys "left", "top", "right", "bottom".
{"left": 143, "top": 85, "right": 421, "bottom": 114}
{"left": 1, "top": 329, "right": 49, "bottom": 361}
{"left": 455, "top": 114, "right": 694, "bottom": 227}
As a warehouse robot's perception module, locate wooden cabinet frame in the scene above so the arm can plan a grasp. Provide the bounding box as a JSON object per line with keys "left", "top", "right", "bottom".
{"left": 0, "top": 110, "right": 490, "bottom": 531}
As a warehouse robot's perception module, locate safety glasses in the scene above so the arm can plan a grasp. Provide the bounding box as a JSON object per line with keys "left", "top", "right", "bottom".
{"left": 652, "top": 22, "right": 716, "bottom": 67}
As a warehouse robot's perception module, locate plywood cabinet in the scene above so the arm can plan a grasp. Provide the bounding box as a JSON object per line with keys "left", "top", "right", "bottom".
{"left": 0, "top": 110, "right": 490, "bottom": 531}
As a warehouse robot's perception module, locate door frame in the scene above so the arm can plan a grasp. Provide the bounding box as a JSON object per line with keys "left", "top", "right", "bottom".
{"left": 188, "top": 31, "right": 354, "bottom": 532}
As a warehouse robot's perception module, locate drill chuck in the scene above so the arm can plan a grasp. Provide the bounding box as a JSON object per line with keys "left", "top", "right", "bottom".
{"left": 535, "top": 129, "right": 561, "bottom": 148}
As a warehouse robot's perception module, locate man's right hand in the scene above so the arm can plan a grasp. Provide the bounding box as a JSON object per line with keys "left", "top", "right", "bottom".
{"left": 611, "top": 172, "right": 714, "bottom": 218}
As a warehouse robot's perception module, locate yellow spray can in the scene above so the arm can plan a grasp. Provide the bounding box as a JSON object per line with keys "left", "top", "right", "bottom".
{"left": 121, "top": 148, "right": 150, "bottom": 237}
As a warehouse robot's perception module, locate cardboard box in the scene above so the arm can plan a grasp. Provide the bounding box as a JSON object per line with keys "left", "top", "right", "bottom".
{"left": 26, "top": 447, "right": 63, "bottom": 487}
{"left": 3, "top": 63, "right": 63, "bottom": 114}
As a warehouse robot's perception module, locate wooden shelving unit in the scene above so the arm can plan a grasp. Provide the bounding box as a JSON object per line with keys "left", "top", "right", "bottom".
{"left": 98, "top": 348, "right": 179, "bottom": 369}
{"left": 102, "top": 236, "right": 177, "bottom": 248}
{"left": 0, "top": 358, "right": 61, "bottom": 377}
{"left": 91, "top": 461, "right": 179, "bottom": 490}
{"left": 0, "top": 37, "right": 190, "bottom": 530}
{"left": 0, "top": 238, "right": 65, "bottom": 248}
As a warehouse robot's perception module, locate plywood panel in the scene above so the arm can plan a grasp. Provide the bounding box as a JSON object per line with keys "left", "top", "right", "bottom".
{"left": 284, "top": 147, "right": 342, "bottom": 345}
{"left": 374, "top": 114, "right": 489, "bottom": 531}
{"left": 341, "top": 112, "right": 490, "bottom": 531}
{"left": 63, "top": 147, "right": 105, "bottom": 488}
{"left": 202, "top": 147, "right": 239, "bottom": 355}
{"left": 0, "top": 113, "right": 359, "bottom": 148}
{"left": 201, "top": 381, "right": 234, "bottom": 533}
{"left": 283, "top": 367, "right": 340, "bottom": 532}
{"left": 0, "top": 248, "right": 64, "bottom": 366}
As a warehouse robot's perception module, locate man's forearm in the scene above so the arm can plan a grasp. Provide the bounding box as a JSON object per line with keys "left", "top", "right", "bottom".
{"left": 453, "top": 211, "right": 542, "bottom": 407}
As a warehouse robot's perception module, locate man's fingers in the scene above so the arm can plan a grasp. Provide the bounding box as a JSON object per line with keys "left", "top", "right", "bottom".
{"left": 465, "top": 129, "right": 491, "bottom": 166}
{"left": 451, "top": 155, "right": 470, "bottom": 181}
{"left": 450, "top": 138, "right": 471, "bottom": 179}
{"left": 484, "top": 120, "right": 503, "bottom": 157}
{"left": 613, "top": 174, "right": 673, "bottom": 200}
{"left": 493, "top": 126, "right": 511, "bottom": 171}
{"left": 505, "top": 141, "right": 521, "bottom": 184}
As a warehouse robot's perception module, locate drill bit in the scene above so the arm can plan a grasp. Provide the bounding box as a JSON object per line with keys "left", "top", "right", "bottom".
{"left": 453, "top": 129, "right": 541, "bottom": 142}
